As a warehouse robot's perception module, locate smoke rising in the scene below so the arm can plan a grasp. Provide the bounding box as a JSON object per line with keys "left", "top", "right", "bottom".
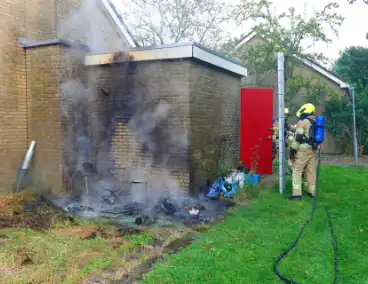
{"left": 56, "top": 0, "right": 194, "bottom": 219}
{"left": 57, "top": 0, "right": 127, "bottom": 51}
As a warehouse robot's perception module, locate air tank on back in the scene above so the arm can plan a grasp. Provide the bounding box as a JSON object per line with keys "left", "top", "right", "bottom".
{"left": 315, "top": 116, "right": 325, "bottom": 144}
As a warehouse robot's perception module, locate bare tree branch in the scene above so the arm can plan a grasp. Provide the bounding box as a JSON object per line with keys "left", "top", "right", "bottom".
{"left": 117, "top": 0, "right": 233, "bottom": 47}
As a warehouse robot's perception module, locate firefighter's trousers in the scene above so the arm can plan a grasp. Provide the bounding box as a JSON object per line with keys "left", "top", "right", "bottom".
{"left": 292, "top": 147, "right": 317, "bottom": 196}
{"left": 302, "top": 155, "right": 320, "bottom": 188}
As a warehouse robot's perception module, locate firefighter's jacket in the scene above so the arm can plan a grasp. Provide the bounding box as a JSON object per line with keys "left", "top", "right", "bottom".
{"left": 290, "top": 115, "right": 316, "bottom": 151}
{"left": 272, "top": 119, "right": 295, "bottom": 147}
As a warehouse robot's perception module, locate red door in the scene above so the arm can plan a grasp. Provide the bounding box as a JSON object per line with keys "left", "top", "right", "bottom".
{"left": 240, "top": 88, "right": 273, "bottom": 175}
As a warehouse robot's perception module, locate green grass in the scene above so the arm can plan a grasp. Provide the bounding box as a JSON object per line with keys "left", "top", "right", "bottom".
{"left": 0, "top": 216, "right": 154, "bottom": 284}
{"left": 142, "top": 166, "right": 368, "bottom": 284}
{"left": 0, "top": 223, "right": 121, "bottom": 283}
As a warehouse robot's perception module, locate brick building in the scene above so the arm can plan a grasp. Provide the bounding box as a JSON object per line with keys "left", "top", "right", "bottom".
{"left": 0, "top": 0, "right": 246, "bottom": 194}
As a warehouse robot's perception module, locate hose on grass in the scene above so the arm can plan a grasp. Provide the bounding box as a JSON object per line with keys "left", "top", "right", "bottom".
{"left": 274, "top": 148, "right": 339, "bottom": 284}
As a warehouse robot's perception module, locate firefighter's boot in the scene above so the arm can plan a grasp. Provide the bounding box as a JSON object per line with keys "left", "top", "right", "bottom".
{"left": 288, "top": 195, "right": 302, "bottom": 201}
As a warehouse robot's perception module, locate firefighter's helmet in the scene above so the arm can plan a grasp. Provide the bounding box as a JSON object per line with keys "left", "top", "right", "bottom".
{"left": 296, "top": 103, "right": 315, "bottom": 118}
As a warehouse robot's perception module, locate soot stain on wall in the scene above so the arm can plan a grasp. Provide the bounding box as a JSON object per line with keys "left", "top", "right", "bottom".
{"left": 62, "top": 58, "right": 190, "bottom": 198}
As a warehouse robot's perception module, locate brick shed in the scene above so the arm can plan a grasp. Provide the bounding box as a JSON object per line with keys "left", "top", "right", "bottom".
{"left": 66, "top": 43, "right": 247, "bottom": 195}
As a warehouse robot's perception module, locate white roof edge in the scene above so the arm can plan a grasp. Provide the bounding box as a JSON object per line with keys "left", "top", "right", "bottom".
{"left": 234, "top": 31, "right": 349, "bottom": 89}
{"left": 192, "top": 45, "right": 247, "bottom": 76}
{"left": 84, "top": 44, "right": 247, "bottom": 76}
{"left": 99, "top": 0, "right": 137, "bottom": 48}
{"left": 295, "top": 56, "right": 349, "bottom": 88}
{"left": 235, "top": 31, "right": 257, "bottom": 49}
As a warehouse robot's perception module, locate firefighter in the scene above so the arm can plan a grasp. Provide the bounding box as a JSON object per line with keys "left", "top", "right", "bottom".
{"left": 287, "top": 132, "right": 309, "bottom": 188}
{"left": 273, "top": 108, "right": 294, "bottom": 174}
{"left": 289, "top": 103, "right": 317, "bottom": 201}
{"left": 272, "top": 108, "right": 291, "bottom": 159}
{"left": 284, "top": 108, "right": 297, "bottom": 174}
{"left": 284, "top": 108, "right": 293, "bottom": 132}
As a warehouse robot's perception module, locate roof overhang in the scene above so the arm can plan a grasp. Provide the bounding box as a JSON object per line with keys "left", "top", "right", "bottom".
{"left": 84, "top": 42, "right": 247, "bottom": 77}
{"left": 235, "top": 31, "right": 257, "bottom": 49}
{"left": 99, "top": 0, "right": 138, "bottom": 48}
{"left": 234, "top": 31, "right": 349, "bottom": 88}
{"left": 17, "top": 38, "right": 90, "bottom": 51}
{"left": 295, "top": 56, "right": 350, "bottom": 89}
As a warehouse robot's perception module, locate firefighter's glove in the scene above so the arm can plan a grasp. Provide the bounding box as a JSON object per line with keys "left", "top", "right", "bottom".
{"left": 289, "top": 149, "right": 297, "bottom": 160}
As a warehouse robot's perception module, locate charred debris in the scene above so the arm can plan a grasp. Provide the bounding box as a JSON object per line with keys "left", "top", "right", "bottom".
{"left": 43, "top": 162, "right": 235, "bottom": 228}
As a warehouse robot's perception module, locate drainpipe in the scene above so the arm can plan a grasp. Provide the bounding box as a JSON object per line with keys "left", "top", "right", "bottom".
{"left": 14, "top": 141, "right": 36, "bottom": 192}
{"left": 349, "top": 87, "right": 359, "bottom": 166}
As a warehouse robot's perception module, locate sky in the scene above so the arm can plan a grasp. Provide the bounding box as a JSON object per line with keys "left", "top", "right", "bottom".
{"left": 114, "top": 0, "right": 368, "bottom": 63}
{"left": 253, "top": 0, "right": 368, "bottom": 62}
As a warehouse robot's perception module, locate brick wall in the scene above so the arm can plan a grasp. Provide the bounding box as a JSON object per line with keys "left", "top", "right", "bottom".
{"left": 0, "top": 0, "right": 134, "bottom": 193}
{"left": 85, "top": 60, "right": 191, "bottom": 192}
{"left": 2, "top": 49, "right": 240, "bottom": 195}
{"left": 24, "top": 44, "right": 87, "bottom": 194}
{"left": 58, "top": 58, "right": 241, "bottom": 195}
{"left": 0, "top": 0, "right": 242, "bottom": 195}
{"left": 57, "top": 47, "right": 89, "bottom": 191}
{"left": 0, "top": 0, "right": 57, "bottom": 193}
{"left": 25, "top": 0, "right": 56, "bottom": 40}
{"left": 188, "top": 61, "right": 241, "bottom": 192}
{"left": 0, "top": 1, "right": 28, "bottom": 193}
{"left": 26, "top": 46, "right": 64, "bottom": 192}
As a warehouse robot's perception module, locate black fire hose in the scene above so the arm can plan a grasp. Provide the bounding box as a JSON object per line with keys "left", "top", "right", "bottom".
{"left": 274, "top": 148, "right": 339, "bottom": 284}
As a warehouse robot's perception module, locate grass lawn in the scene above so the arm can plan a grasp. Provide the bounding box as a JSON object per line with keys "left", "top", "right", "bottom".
{"left": 143, "top": 166, "right": 368, "bottom": 284}
{"left": 0, "top": 218, "right": 141, "bottom": 283}
{"left": 0, "top": 193, "right": 189, "bottom": 284}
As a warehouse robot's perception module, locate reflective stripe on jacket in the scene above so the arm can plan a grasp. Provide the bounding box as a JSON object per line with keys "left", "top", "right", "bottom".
{"left": 290, "top": 116, "right": 315, "bottom": 150}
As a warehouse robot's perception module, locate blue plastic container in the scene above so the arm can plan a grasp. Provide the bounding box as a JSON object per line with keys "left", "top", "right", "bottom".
{"left": 247, "top": 174, "right": 260, "bottom": 185}
{"left": 315, "top": 116, "right": 325, "bottom": 144}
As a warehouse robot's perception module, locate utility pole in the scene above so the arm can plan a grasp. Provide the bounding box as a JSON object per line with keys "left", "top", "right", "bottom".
{"left": 277, "top": 52, "right": 285, "bottom": 194}
{"left": 350, "top": 87, "right": 359, "bottom": 166}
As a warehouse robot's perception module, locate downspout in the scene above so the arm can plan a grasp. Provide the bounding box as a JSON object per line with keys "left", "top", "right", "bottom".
{"left": 54, "top": 0, "right": 58, "bottom": 39}
{"left": 24, "top": 46, "right": 29, "bottom": 143}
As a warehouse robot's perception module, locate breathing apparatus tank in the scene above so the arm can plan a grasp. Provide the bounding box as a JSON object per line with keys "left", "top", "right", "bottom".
{"left": 314, "top": 116, "right": 325, "bottom": 144}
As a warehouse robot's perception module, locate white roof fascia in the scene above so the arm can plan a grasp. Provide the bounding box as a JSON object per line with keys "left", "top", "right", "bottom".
{"left": 99, "top": 0, "right": 137, "bottom": 48}
{"left": 192, "top": 45, "right": 247, "bottom": 76}
{"left": 85, "top": 43, "right": 247, "bottom": 77}
{"left": 234, "top": 31, "right": 349, "bottom": 88}
{"left": 235, "top": 31, "right": 257, "bottom": 49}
{"left": 295, "top": 56, "right": 350, "bottom": 88}
{"left": 85, "top": 45, "right": 193, "bottom": 64}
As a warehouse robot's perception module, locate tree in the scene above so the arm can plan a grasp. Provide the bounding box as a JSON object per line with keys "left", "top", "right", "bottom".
{"left": 116, "top": 0, "right": 233, "bottom": 47}
{"left": 222, "top": 0, "right": 344, "bottom": 112}
{"left": 333, "top": 46, "right": 368, "bottom": 90}
{"left": 347, "top": 0, "right": 368, "bottom": 4}
{"left": 325, "top": 46, "right": 368, "bottom": 155}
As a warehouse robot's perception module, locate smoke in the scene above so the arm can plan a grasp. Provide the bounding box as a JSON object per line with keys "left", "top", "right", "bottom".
{"left": 57, "top": 0, "right": 127, "bottom": 51}
{"left": 56, "top": 0, "right": 191, "bottom": 214}
{"left": 129, "top": 101, "right": 170, "bottom": 155}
